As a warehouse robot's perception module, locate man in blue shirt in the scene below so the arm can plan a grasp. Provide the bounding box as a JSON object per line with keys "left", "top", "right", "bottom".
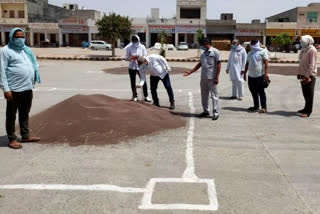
{"left": 0, "top": 28, "right": 41, "bottom": 149}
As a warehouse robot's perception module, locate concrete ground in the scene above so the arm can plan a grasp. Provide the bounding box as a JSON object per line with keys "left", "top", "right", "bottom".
{"left": 31, "top": 47, "right": 308, "bottom": 62}
{"left": 0, "top": 60, "right": 319, "bottom": 214}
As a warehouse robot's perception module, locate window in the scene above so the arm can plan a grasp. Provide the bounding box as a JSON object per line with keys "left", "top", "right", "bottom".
{"left": 9, "top": 10, "right": 14, "bottom": 18}
{"left": 18, "top": 11, "right": 25, "bottom": 18}
{"left": 307, "top": 12, "right": 318, "bottom": 23}
{"left": 180, "top": 8, "right": 201, "bottom": 19}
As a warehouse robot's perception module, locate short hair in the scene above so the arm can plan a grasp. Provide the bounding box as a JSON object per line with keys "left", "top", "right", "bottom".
{"left": 251, "top": 38, "right": 259, "bottom": 45}
{"left": 137, "top": 56, "right": 146, "bottom": 63}
{"left": 200, "top": 38, "right": 210, "bottom": 45}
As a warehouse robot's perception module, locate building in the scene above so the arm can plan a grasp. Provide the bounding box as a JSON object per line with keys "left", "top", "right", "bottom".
{"left": 266, "top": 3, "right": 320, "bottom": 44}
{"left": 235, "top": 20, "right": 266, "bottom": 44}
{"left": 206, "top": 13, "right": 236, "bottom": 43}
{"left": 175, "top": 0, "right": 206, "bottom": 47}
{"left": 0, "top": 0, "right": 100, "bottom": 47}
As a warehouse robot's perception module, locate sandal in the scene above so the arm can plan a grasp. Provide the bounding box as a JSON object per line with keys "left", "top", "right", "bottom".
{"left": 258, "top": 109, "right": 267, "bottom": 114}
{"left": 8, "top": 141, "right": 23, "bottom": 149}
{"left": 299, "top": 113, "right": 309, "bottom": 118}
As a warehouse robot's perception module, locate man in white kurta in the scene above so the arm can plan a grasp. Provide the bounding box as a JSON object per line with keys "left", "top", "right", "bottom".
{"left": 226, "top": 39, "right": 247, "bottom": 100}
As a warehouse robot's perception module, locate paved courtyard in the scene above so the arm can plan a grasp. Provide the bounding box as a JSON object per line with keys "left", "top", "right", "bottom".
{"left": 0, "top": 60, "right": 319, "bottom": 214}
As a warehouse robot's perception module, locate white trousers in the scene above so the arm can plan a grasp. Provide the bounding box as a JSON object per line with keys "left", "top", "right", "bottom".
{"left": 232, "top": 80, "right": 244, "bottom": 98}
{"left": 201, "top": 79, "right": 219, "bottom": 115}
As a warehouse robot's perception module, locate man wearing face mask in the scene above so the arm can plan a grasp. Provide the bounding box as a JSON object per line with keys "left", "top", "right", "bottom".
{"left": 136, "top": 55, "right": 175, "bottom": 110}
{"left": 297, "top": 35, "right": 317, "bottom": 118}
{"left": 184, "top": 38, "right": 221, "bottom": 120}
{"left": 226, "top": 39, "right": 247, "bottom": 101}
{"left": 243, "top": 39, "right": 269, "bottom": 114}
{"left": 125, "top": 35, "right": 151, "bottom": 102}
{"left": 0, "top": 28, "right": 41, "bottom": 149}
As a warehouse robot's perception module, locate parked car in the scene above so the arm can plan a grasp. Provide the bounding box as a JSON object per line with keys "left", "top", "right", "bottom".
{"left": 89, "top": 40, "right": 112, "bottom": 50}
{"left": 166, "top": 44, "right": 176, "bottom": 50}
{"left": 151, "top": 43, "right": 163, "bottom": 50}
{"left": 177, "top": 42, "right": 188, "bottom": 51}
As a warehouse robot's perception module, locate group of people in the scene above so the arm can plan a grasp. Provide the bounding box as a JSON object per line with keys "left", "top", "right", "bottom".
{"left": 0, "top": 28, "right": 317, "bottom": 150}
{"left": 126, "top": 35, "right": 317, "bottom": 120}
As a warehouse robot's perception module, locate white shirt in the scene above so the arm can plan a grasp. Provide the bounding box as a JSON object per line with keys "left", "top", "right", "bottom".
{"left": 125, "top": 43, "right": 147, "bottom": 70}
{"left": 138, "top": 54, "right": 171, "bottom": 86}
{"left": 226, "top": 47, "right": 247, "bottom": 82}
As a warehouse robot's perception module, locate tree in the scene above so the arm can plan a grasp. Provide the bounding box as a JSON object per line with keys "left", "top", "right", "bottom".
{"left": 159, "top": 30, "right": 167, "bottom": 57}
{"left": 270, "top": 33, "right": 293, "bottom": 59}
{"left": 196, "top": 29, "right": 204, "bottom": 58}
{"left": 96, "top": 12, "right": 133, "bottom": 57}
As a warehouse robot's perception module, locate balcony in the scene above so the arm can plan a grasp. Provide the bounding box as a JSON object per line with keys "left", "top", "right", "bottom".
{"left": 0, "top": 17, "right": 27, "bottom": 24}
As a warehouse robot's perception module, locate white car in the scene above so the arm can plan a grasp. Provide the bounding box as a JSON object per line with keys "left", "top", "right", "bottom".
{"left": 89, "top": 40, "right": 112, "bottom": 50}
{"left": 177, "top": 42, "right": 188, "bottom": 51}
{"left": 151, "top": 43, "right": 162, "bottom": 50}
{"left": 166, "top": 44, "right": 176, "bottom": 50}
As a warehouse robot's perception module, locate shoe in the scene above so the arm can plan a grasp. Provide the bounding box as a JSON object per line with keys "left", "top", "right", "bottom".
{"left": 133, "top": 97, "right": 138, "bottom": 102}
{"left": 144, "top": 97, "right": 152, "bottom": 102}
{"left": 198, "top": 112, "right": 209, "bottom": 118}
{"left": 212, "top": 114, "right": 219, "bottom": 121}
{"left": 237, "top": 97, "right": 243, "bottom": 101}
{"left": 258, "top": 109, "right": 267, "bottom": 114}
{"left": 298, "top": 109, "right": 305, "bottom": 113}
{"left": 21, "top": 137, "right": 40, "bottom": 143}
{"left": 8, "top": 141, "right": 23, "bottom": 149}
{"left": 169, "top": 102, "right": 175, "bottom": 110}
{"left": 230, "top": 96, "right": 237, "bottom": 100}
{"left": 248, "top": 106, "right": 259, "bottom": 111}
{"left": 153, "top": 102, "right": 160, "bottom": 107}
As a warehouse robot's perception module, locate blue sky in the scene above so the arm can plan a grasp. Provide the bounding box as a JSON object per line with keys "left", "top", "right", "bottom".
{"left": 49, "top": 0, "right": 320, "bottom": 23}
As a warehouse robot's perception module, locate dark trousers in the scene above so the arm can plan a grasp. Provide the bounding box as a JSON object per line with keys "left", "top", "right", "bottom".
{"left": 129, "top": 69, "right": 148, "bottom": 98}
{"left": 6, "top": 90, "right": 33, "bottom": 142}
{"left": 150, "top": 74, "right": 175, "bottom": 104}
{"left": 301, "top": 76, "right": 316, "bottom": 115}
{"left": 248, "top": 76, "right": 267, "bottom": 109}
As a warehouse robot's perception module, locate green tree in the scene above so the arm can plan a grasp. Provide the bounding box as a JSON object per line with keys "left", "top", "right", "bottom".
{"left": 159, "top": 30, "right": 168, "bottom": 57}
{"left": 270, "top": 33, "right": 293, "bottom": 58}
{"left": 196, "top": 29, "right": 204, "bottom": 58}
{"left": 96, "top": 12, "right": 133, "bottom": 57}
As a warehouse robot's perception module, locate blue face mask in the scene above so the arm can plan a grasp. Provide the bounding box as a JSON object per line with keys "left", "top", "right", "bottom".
{"left": 231, "top": 44, "right": 238, "bottom": 49}
{"left": 200, "top": 46, "right": 206, "bottom": 51}
{"left": 14, "top": 38, "right": 25, "bottom": 47}
{"left": 133, "top": 42, "right": 139, "bottom": 48}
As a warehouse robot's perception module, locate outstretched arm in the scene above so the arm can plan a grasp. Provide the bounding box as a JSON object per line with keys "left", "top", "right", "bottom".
{"left": 184, "top": 62, "right": 201, "bottom": 76}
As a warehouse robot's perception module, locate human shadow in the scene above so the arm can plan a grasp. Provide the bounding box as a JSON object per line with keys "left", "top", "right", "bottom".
{"left": 222, "top": 107, "right": 249, "bottom": 112}
{"left": 171, "top": 111, "right": 207, "bottom": 118}
{"left": 267, "top": 111, "right": 298, "bottom": 117}
{"left": 0, "top": 135, "right": 8, "bottom": 147}
{"left": 220, "top": 96, "right": 234, "bottom": 100}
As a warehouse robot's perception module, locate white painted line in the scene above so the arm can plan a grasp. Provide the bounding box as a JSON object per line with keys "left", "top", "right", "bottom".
{"left": 87, "top": 70, "right": 104, "bottom": 74}
{"left": 34, "top": 87, "right": 202, "bottom": 92}
{"left": 183, "top": 92, "right": 197, "bottom": 179}
{"left": 0, "top": 184, "right": 145, "bottom": 193}
{"left": 139, "top": 178, "right": 218, "bottom": 211}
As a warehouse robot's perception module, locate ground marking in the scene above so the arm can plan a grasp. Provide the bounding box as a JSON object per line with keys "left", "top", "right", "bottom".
{"left": 0, "top": 91, "right": 218, "bottom": 212}
{"left": 138, "top": 92, "right": 219, "bottom": 211}
{"left": 0, "top": 184, "right": 144, "bottom": 193}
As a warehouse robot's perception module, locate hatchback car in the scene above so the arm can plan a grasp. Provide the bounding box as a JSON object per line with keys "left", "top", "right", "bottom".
{"left": 177, "top": 42, "right": 188, "bottom": 51}
{"left": 89, "top": 40, "right": 112, "bottom": 50}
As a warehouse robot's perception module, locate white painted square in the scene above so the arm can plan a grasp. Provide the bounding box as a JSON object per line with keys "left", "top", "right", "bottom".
{"left": 139, "top": 178, "right": 218, "bottom": 211}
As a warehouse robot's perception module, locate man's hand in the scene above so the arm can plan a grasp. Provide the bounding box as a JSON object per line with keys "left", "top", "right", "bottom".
{"left": 302, "top": 76, "right": 312, "bottom": 85}
{"left": 264, "top": 74, "right": 269, "bottom": 80}
{"left": 4, "top": 91, "right": 13, "bottom": 101}
{"left": 226, "top": 70, "right": 229, "bottom": 74}
{"left": 183, "top": 70, "right": 192, "bottom": 76}
{"left": 214, "top": 78, "right": 219, "bottom": 85}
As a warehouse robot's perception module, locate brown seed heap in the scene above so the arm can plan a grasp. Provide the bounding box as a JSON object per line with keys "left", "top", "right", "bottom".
{"left": 29, "top": 94, "right": 186, "bottom": 146}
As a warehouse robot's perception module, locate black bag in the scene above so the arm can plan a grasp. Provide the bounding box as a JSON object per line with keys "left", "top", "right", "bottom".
{"left": 263, "top": 78, "right": 271, "bottom": 88}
